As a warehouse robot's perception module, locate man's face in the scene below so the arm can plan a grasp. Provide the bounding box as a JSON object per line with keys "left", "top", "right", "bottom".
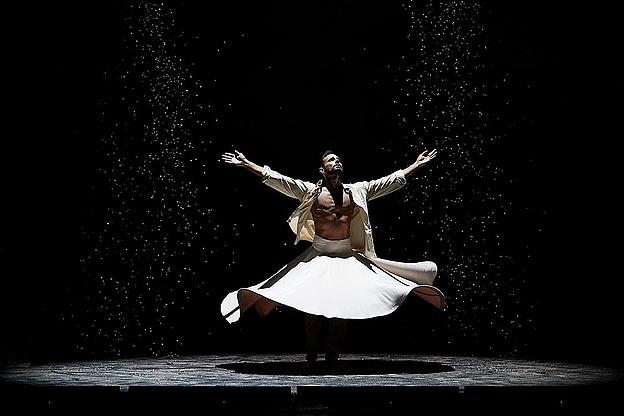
{"left": 322, "top": 154, "right": 343, "bottom": 176}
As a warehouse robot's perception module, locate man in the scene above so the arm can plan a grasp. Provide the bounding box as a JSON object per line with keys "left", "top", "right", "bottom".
{"left": 220, "top": 149, "right": 445, "bottom": 368}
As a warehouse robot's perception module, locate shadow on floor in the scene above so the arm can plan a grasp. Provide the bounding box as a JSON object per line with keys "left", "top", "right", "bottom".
{"left": 217, "top": 359, "right": 455, "bottom": 376}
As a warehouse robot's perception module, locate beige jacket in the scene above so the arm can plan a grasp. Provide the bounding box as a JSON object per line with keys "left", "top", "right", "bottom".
{"left": 261, "top": 165, "right": 407, "bottom": 259}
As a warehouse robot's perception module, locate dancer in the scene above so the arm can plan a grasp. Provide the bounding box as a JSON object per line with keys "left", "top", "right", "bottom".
{"left": 220, "top": 149, "right": 445, "bottom": 368}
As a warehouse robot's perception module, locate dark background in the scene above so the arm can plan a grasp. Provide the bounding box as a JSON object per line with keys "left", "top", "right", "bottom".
{"left": 3, "top": 1, "right": 620, "bottom": 369}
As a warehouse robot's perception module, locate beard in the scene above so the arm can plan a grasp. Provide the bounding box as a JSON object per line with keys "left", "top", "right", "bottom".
{"left": 327, "top": 165, "right": 343, "bottom": 176}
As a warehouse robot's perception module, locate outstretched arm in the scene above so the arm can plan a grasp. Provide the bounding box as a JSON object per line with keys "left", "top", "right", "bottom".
{"left": 403, "top": 149, "right": 437, "bottom": 177}
{"left": 221, "top": 150, "right": 263, "bottom": 177}
{"left": 223, "top": 149, "right": 314, "bottom": 200}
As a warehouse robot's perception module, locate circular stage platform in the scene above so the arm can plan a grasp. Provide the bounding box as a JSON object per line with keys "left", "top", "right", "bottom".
{"left": 2, "top": 353, "right": 622, "bottom": 413}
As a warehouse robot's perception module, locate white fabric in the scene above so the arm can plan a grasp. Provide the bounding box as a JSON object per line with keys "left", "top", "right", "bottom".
{"left": 220, "top": 236, "right": 446, "bottom": 324}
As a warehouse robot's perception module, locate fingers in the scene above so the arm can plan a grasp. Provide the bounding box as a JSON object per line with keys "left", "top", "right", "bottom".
{"left": 416, "top": 148, "right": 437, "bottom": 165}
{"left": 221, "top": 151, "right": 238, "bottom": 163}
{"left": 222, "top": 150, "right": 246, "bottom": 165}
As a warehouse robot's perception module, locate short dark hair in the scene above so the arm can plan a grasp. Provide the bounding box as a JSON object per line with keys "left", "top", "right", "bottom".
{"left": 320, "top": 150, "right": 335, "bottom": 164}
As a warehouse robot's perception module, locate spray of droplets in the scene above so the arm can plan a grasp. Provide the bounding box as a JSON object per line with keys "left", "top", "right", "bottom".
{"left": 383, "top": 1, "right": 535, "bottom": 357}
{"left": 64, "top": 1, "right": 540, "bottom": 359}
{"left": 73, "top": 3, "right": 208, "bottom": 358}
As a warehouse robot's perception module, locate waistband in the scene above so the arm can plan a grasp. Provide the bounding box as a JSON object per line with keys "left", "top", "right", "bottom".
{"left": 312, "top": 235, "right": 353, "bottom": 256}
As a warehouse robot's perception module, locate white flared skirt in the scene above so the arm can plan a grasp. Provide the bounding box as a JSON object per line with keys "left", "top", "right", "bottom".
{"left": 221, "top": 236, "right": 445, "bottom": 323}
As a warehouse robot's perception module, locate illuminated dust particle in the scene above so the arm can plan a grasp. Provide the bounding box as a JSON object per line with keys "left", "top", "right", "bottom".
{"left": 78, "top": 2, "right": 209, "bottom": 357}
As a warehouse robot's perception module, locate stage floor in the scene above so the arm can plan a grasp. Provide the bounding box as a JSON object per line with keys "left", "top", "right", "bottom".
{"left": 2, "top": 353, "right": 622, "bottom": 413}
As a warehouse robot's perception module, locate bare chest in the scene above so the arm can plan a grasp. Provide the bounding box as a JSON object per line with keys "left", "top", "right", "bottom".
{"left": 316, "top": 187, "right": 351, "bottom": 209}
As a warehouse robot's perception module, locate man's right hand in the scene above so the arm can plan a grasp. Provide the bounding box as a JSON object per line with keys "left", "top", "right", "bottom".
{"left": 222, "top": 150, "right": 246, "bottom": 166}
{"left": 221, "top": 150, "right": 264, "bottom": 176}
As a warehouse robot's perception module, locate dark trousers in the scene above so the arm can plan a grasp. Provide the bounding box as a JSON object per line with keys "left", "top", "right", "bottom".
{"left": 304, "top": 313, "right": 348, "bottom": 362}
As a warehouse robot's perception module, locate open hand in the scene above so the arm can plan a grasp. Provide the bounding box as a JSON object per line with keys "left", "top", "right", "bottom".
{"left": 416, "top": 149, "right": 437, "bottom": 167}
{"left": 222, "top": 150, "right": 246, "bottom": 166}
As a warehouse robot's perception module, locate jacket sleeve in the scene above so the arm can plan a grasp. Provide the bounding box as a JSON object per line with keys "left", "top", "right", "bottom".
{"left": 261, "top": 165, "right": 315, "bottom": 201}
{"left": 359, "top": 169, "right": 407, "bottom": 201}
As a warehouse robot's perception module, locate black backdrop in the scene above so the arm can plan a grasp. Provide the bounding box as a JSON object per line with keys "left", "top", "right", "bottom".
{"left": 3, "top": 1, "right": 620, "bottom": 369}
